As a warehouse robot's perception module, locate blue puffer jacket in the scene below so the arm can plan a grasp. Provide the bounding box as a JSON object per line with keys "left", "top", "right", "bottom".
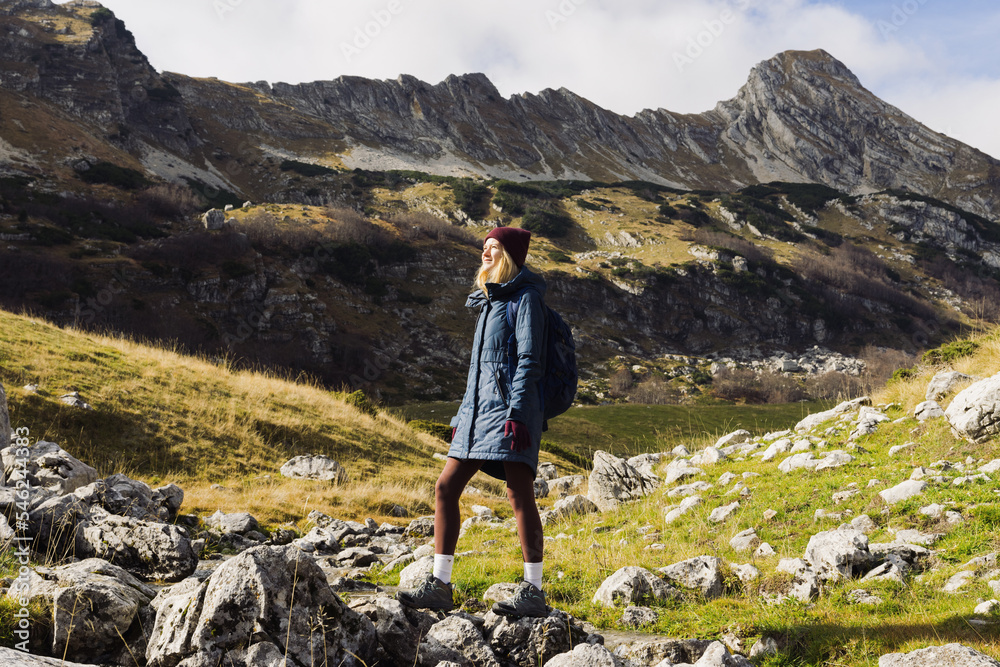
{"left": 448, "top": 267, "right": 546, "bottom": 480}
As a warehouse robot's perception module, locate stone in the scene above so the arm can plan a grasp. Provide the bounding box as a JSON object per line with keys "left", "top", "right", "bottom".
{"left": 915, "top": 400, "right": 946, "bottom": 422}
{"left": 848, "top": 589, "right": 884, "bottom": 605}
{"left": 774, "top": 558, "right": 820, "bottom": 601}
{"left": 659, "top": 556, "right": 725, "bottom": 599}
{"left": 718, "top": 472, "right": 737, "bottom": 486}
{"left": 672, "top": 640, "right": 753, "bottom": 666}
{"left": 613, "top": 638, "right": 714, "bottom": 665}
{"left": 804, "top": 528, "right": 873, "bottom": 582}
{"left": 546, "top": 643, "right": 624, "bottom": 667}
{"left": 533, "top": 477, "right": 549, "bottom": 499}
{"left": 25, "top": 559, "right": 156, "bottom": 663}
{"left": 279, "top": 454, "right": 348, "bottom": 482}
{"left": 205, "top": 509, "right": 259, "bottom": 534}
{"left": 483, "top": 609, "right": 590, "bottom": 666}
{"left": 760, "top": 438, "right": 793, "bottom": 462}
{"left": 620, "top": 605, "right": 658, "bottom": 628}
{"left": 851, "top": 514, "right": 878, "bottom": 533}
{"left": 664, "top": 495, "right": 702, "bottom": 524}
{"left": 537, "top": 461, "right": 559, "bottom": 480}
{"left": 592, "top": 566, "right": 679, "bottom": 607}
{"left": 715, "top": 429, "right": 751, "bottom": 449}
{"left": 778, "top": 452, "right": 818, "bottom": 473}
{"left": 926, "top": 371, "right": 976, "bottom": 401}
{"left": 815, "top": 450, "right": 855, "bottom": 471}
{"left": 548, "top": 474, "right": 586, "bottom": 496}
{"left": 763, "top": 509, "right": 778, "bottom": 521}
{"left": 668, "top": 481, "right": 713, "bottom": 498}
{"left": 418, "top": 615, "right": 499, "bottom": 667}
{"left": 366, "top": 597, "right": 437, "bottom": 667}
{"left": 689, "top": 447, "right": 725, "bottom": 466}
{"left": 795, "top": 397, "right": 870, "bottom": 432}
{"left": 878, "top": 643, "right": 1000, "bottom": 666}
{"left": 73, "top": 512, "right": 196, "bottom": 582}
{"left": 202, "top": 208, "right": 225, "bottom": 230}
{"left": 154, "top": 483, "right": 184, "bottom": 520}
{"left": 398, "top": 555, "right": 435, "bottom": 589}
{"left": 729, "top": 528, "right": 760, "bottom": 552}
{"left": 1, "top": 440, "right": 98, "bottom": 494}
{"left": 880, "top": 480, "right": 927, "bottom": 504}
{"left": 672, "top": 445, "right": 691, "bottom": 457}
{"left": 0, "top": 381, "right": 10, "bottom": 450}
{"left": 552, "top": 494, "right": 599, "bottom": 520}
{"left": 850, "top": 407, "right": 890, "bottom": 439}
{"left": 0, "top": 648, "right": 99, "bottom": 666}
{"left": 587, "top": 450, "right": 660, "bottom": 512}
{"left": 975, "top": 600, "right": 1000, "bottom": 615}
{"left": 627, "top": 453, "right": 665, "bottom": 477}
{"left": 483, "top": 582, "right": 520, "bottom": 603}
{"left": 889, "top": 442, "right": 915, "bottom": 457}
{"left": 709, "top": 501, "right": 740, "bottom": 523}
{"left": 946, "top": 373, "right": 1000, "bottom": 444}
{"left": 942, "top": 571, "right": 976, "bottom": 593}
{"left": 730, "top": 563, "right": 760, "bottom": 584}
{"left": 980, "top": 459, "right": 1000, "bottom": 474}
{"left": 664, "top": 464, "right": 706, "bottom": 485}
{"left": 833, "top": 489, "right": 859, "bottom": 504}
{"left": 145, "top": 545, "right": 376, "bottom": 667}
{"left": 755, "top": 543, "right": 776, "bottom": 558}
{"left": 404, "top": 515, "right": 436, "bottom": 537}
{"left": 749, "top": 637, "right": 779, "bottom": 659}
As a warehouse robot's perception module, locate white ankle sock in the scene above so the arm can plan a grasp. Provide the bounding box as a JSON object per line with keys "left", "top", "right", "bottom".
{"left": 524, "top": 561, "right": 543, "bottom": 589}
{"left": 433, "top": 554, "right": 454, "bottom": 584}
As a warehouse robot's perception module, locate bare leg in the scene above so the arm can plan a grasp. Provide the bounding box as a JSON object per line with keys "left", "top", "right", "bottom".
{"left": 434, "top": 458, "right": 482, "bottom": 555}
{"left": 504, "top": 461, "right": 544, "bottom": 563}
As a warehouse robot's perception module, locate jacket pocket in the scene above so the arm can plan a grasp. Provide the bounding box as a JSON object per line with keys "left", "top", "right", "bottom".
{"left": 493, "top": 365, "right": 510, "bottom": 407}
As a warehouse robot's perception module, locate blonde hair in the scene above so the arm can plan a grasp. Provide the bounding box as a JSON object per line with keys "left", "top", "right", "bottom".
{"left": 475, "top": 244, "right": 519, "bottom": 294}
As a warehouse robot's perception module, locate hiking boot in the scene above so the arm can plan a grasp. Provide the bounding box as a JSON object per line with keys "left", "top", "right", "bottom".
{"left": 396, "top": 574, "right": 454, "bottom": 611}
{"left": 491, "top": 581, "right": 548, "bottom": 618}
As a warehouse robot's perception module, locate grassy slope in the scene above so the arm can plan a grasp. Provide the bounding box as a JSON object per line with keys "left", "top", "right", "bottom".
{"left": 384, "top": 332, "right": 1000, "bottom": 666}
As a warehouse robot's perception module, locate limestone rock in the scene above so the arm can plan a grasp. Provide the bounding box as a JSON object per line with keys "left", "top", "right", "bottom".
{"left": 926, "top": 371, "right": 976, "bottom": 401}
{"left": 537, "top": 461, "right": 559, "bottom": 480}
{"left": 879, "top": 480, "right": 927, "bottom": 505}
{"left": 592, "top": 566, "right": 679, "bottom": 607}
{"left": 658, "top": 556, "right": 725, "bottom": 599}
{"left": 914, "top": 400, "right": 946, "bottom": 422}
{"left": 418, "top": 615, "right": 499, "bottom": 667}
{"left": 803, "top": 529, "right": 873, "bottom": 581}
{"left": 613, "top": 638, "right": 714, "bottom": 665}
{"left": 672, "top": 640, "right": 753, "bottom": 666}
{"left": 878, "top": 643, "right": 1000, "bottom": 666}
{"left": 205, "top": 509, "right": 260, "bottom": 534}
{"left": 690, "top": 447, "right": 725, "bottom": 466}
{"left": 76, "top": 513, "right": 197, "bottom": 582}
{"left": 709, "top": 501, "right": 740, "bottom": 523}
{"left": 483, "top": 609, "right": 590, "bottom": 667}
{"left": 404, "top": 515, "right": 436, "bottom": 537}
{"left": 399, "top": 555, "right": 435, "bottom": 589}
{"left": 730, "top": 528, "right": 760, "bottom": 552}
{"left": 664, "top": 495, "right": 702, "bottom": 524}
{"left": 620, "top": 605, "right": 658, "bottom": 628}
{"left": 548, "top": 474, "right": 585, "bottom": 497}
{"left": 946, "top": 373, "right": 1000, "bottom": 444}
{"left": 715, "top": 429, "right": 751, "bottom": 449}
{"left": 587, "top": 450, "right": 660, "bottom": 512}
{"left": 760, "top": 438, "right": 793, "bottom": 462}
{"left": 1, "top": 440, "right": 98, "bottom": 494}
{"left": 366, "top": 597, "right": 437, "bottom": 667}
{"left": 815, "top": 450, "right": 855, "bottom": 471}
{"left": 664, "top": 464, "right": 706, "bottom": 485}
{"left": 533, "top": 477, "right": 549, "bottom": 499}
{"left": 778, "top": 452, "right": 818, "bottom": 473}
{"left": 145, "top": 545, "right": 376, "bottom": 667}
{"left": 546, "top": 643, "right": 624, "bottom": 667}
{"left": 627, "top": 452, "right": 665, "bottom": 477}
{"left": 795, "top": 397, "right": 870, "bottom": 433}
{"left": 774, "top": 558, "right": 820, "bottom": 602}
{"left": 0, "top": 648, "right": 99, "bottom": 666}
{"left": 552, "top": 494, "right": 598, "bottom": 519}
{"left": 202, "top": 208, "right": 225, "bottom": 230}
{"left": 279, "top": 454, "right": 348, "bottom": 482}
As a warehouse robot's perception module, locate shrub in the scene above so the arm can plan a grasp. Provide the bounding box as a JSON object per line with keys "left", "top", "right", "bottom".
{"left": 450, "top": 180, "right": 491, "bottom": 219}
{"left": 344, "top": 390, "right": 379, "bottom": 417}
{"left": 280, "top": 160, "right": 335, "bottom": 178}
{"left": 658, "top": 203, "right": 678, "bottom": 219}
{"left": 628, "top": 379, "right": 682, "bottom": 404}
{"left": 923, "top": 340, "right": 979, "bottom": 365}
{"left": 89, "top": 7, "right": 114, "bottom": 24}
{"left": 521, "top": 204, "right": 573, "bottom": 238}
{"left": 608, "top": 368, "right": 633, "bottom": 397}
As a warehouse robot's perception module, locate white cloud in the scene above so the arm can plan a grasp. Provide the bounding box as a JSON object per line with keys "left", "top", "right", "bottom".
{"left": 53, "top": 0, "right": 1000, "bottom": 158}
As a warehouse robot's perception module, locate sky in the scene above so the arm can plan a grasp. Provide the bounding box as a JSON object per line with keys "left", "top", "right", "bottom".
{"left": 53, "top": 0, "right": 1000, "bottom": 159}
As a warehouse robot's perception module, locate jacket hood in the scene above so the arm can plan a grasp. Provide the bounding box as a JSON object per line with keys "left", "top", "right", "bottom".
{"left": 466, "top": 266, "right": 547, "bottom": 308}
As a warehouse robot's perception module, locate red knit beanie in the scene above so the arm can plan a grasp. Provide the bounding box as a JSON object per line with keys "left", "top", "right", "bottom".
{"left": 485, "top": 227, "right": 531, "bottom": 267}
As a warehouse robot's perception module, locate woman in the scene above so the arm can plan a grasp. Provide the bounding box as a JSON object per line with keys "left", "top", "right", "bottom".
{"left": 397, "top": 226, "right": 548, "bottom": 618}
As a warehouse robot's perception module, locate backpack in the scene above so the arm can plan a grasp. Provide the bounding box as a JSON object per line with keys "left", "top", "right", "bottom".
{"left": 505, "top": 295, "right": 577, "bottom": 424}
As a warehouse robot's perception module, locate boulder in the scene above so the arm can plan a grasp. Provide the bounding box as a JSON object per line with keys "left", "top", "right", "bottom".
{"left": 202, "top": 208, "right": 225, "bottom": 230}
{"left": 537, "top": 461, "right": 559, "bottom": 480}
{"left": 533, "top": 477, "right": 549, "bottom": 498}
{"left": 946, "top": 373, "right": 1000, "bottom": 444}
{"left": 145, "top": 545, "right": 376, "bottom": 667}
{"left": 418, "top": 615, "right": 499, "bottom": 666}
{"left": 1, "top": 441, "right": 98, "bottom": 494}
{"left": 879, "top": 480, "right": 927, "bottom": 505}
{"left": 205, "top": 509, "right": 259, "bottom": 534}
{"left": 483, "top": 609, "right": 590, "bottom": 667}
{"left": 366, "top": 597, "right": 437, "bottom": 667}
{"left": 592, "top": 566, "right": 679, "bottom": 607}
{"left": 689, "top": 447, "right": 726, "bottom": 466}
{"left": 760, "top": 438, "right": 793, "bottom": 462}
{"left": 404, "top": 515, "right": 436, "bottom": 538}
{"left": 587, "top": 450, "right": 660, "bottom": 512}
{"left": 851, "top": 407, "right": 890, "bottom": 439}
{"left": 664, "top": 464, "right": 705, "bottom": 485}
{"left": 795, "top": 397, "right": 870, "bottom": 432}
{"left": 878, "top": 643, "right": 1000, "bottom": 666}
{"left": 668, "top": 481, "right": 713, "bottom": 498}
{"left": 815, "top": 450, "right": 855, "bottom": 471}
{"left": 926, "top": 371, "right": 976, "bottom": 401}
{"left": 0, "top": 381, "right": 10, "bottom": 449}
{"left": 552, "top": 494, "right": 598, "bottom": 519}
{"left": 803, "top": 529, "right": 873, "bottom": 581}
{"left": 620, "top": 605, "right": 658, "bottom": 628}
{"left": 658, "top": 556, "right": 725, "bottom": 599}
{"left": 774, "top": 558, "right": 820, "bottom": 601}
{"left": 399, "top": 555, "right": 435, "bottom": 589}
{"left": 672, "top": 641, "right": 753, "bottom": 666}
{"left": 27, "top": 559, "right": 156, "bottom": 663}
{"left": 664, "top": 495, "right": 702, "bottom": 524}
{"left": 627, "top": 452, "right": 665, "bottom": 477}
{"left": 76, "top": 512, "right": 197, "bottom": 581}
{"left": 613, "top": 638, "right": 714, "bottom": 665}
{"left": 715, "top": 429, "right": 751, "bottom": 449}
{"left": 548, "top": 474, "right": 585, "bottom": 497}
{"left": 0, "top": 648, "right": 100, "bottom": 666}
{"left": 85, "top": 473, "right": 176, "bottom": 522}
{"left": 279, "top": 454, "right": 348, "bottom": 482}
{"left": 730, "top": 528, "right": 760, "bottom": 553}
{"left": 709, "top": 501, "right": 740, "bottom": 523}
{"left": 546, "top": 643, "right": 624, "bottom": 667}
{"left": 778, "top": 452, "right": 818, "bottom": 473}
{"left": 914, "top": 400, "right": 946, "bottom": 422}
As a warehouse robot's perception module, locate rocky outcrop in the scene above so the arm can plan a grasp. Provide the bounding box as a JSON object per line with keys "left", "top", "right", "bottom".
{"left": 592, "top": 566, "right": 679, "bottom": 607}
{"left": 280, "top": 454, "right": 349, "bottom": 483}
{"left": 145, "top": 544, "right": 377, "bottom": 667}
{"left": 587, "top": 450, "right": 660, "bottom": 512}
{"left": 878, "top": 643, "right": 1000, "bottom": 667}
{"left": 927, "top": 371, "right": 976, "bottom": 401}
{"left": 945, "top": 373, "right": 1000, "bottom": 444}
{"left": 1, "top": 441, "right": 97, "bottom": 495}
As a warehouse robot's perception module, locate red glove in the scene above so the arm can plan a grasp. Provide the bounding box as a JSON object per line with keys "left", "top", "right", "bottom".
{"left": 451, "top": 427, "right": 456, "bottom": 442}
{"left": 504, "top": 420, "right": 531, "bottom": 452}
